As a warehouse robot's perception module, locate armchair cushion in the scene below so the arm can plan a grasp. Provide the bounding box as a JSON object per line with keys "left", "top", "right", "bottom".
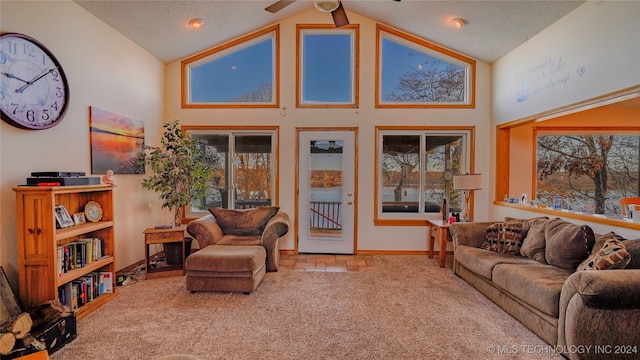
{"left": 209, "top": 206, "right": 279, "bottom": 235}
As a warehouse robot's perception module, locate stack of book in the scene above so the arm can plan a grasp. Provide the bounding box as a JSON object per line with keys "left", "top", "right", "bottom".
{"left": 56, "top": 238, "right": 107, "bottom": 276}
{"left": 58, "top": 271, "right": 113, "bottom": 311}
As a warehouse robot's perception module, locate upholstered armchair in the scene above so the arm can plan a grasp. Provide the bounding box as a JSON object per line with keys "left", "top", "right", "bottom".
{"left": 185, "top": 207, "right": 290, "bottom": 272}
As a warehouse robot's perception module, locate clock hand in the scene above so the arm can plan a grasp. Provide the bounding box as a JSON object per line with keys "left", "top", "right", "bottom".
{"left": 1, "top": 72, "right": 29, "bottom": 83}
{"left": 16, "top": 67, "right": 58, "bottom": 94}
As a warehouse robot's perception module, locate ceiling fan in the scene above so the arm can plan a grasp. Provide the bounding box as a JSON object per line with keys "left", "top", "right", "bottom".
{"left": 265, "top": 0, "right": 401, "bottom": 28}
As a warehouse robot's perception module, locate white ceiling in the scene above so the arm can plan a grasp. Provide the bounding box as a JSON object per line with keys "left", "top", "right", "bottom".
{"left": 74, "top": 0, "right": 585, "bottom": 64}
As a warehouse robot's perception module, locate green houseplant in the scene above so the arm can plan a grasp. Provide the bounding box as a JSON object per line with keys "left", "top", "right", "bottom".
{"left": 138, "top": 120, "right": 218, "bottom": 228}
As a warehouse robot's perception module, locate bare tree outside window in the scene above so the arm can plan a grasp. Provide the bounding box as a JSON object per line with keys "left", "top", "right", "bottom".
{"left": 536, "top": 134, "right": 640, "bottom": 215}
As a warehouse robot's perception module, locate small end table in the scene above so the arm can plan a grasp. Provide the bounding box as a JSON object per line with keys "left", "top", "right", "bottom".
{"left": 427, "top": 219, "right": 452, "bottom": 268}
{"left": 144, "top": 227, "right": 186, "bottom": 279}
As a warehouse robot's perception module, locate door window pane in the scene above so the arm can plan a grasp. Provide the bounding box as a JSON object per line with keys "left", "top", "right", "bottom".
{"left": 309, "top": 140, "right": 343, "bottom": 237}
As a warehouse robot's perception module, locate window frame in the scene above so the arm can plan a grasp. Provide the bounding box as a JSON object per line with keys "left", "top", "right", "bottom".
{"left": 296, "top": 24, "right": 359, "bottom": 108}
{"left": 375, "top": 126, "right": 476, "bottom": 226}
{"left": 181, "top": 125, "right": 279, "bottom": 221}
{"left": 495, "top": 87, "right": 640, "bottom": 229}
{"left": 181, "top": 24, "right": 280, "bottom": 108}
{"left": 375, "top": 23, "right": 476, "bottom": 109}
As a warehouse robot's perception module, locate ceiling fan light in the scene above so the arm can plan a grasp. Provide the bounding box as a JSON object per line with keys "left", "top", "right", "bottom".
{"left": 315, "top": 0, "right": 340, "bottom": 12}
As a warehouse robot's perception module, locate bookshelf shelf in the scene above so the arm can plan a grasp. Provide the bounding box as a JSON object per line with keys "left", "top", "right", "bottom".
{"left": 14, "top": 184, "right": 118, "bottom": 320}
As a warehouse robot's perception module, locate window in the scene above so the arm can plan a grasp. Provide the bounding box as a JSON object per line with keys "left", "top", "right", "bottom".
{"left": 535, "top": 129, "right": 640, "bottom": 216}
{"left": 182, "top": 25, "right": 279, "bottom": 108}
{"left": 297, "top": 24, "right": 359, "bottom": 107}
{"left": 375, "top": 127, "right": 475, "bottom": 224}
{"left": 376, "top": 24, "right": 475, "bottom": 108}
{"left": 182, "top": 127, "right": 278, "bottom": 219}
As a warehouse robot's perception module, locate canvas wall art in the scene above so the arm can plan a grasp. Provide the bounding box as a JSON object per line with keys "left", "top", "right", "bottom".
{"left": 90, "top": 106, "right": 145, "bottom": 174}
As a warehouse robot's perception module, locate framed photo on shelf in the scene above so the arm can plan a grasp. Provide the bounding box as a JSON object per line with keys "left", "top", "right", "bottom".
{"left": 73, "top": 212, "right": 86, "bottom": 225}
{"left": 55, "top": 205, "right": 75, "bottom": 228}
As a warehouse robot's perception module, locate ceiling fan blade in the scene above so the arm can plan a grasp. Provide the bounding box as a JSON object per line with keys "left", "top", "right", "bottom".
{"left": 265, "top": 0, "right": 296, "bottom": 13}
{"left": 331, "top": 1, "right": 349, "bottom": 27}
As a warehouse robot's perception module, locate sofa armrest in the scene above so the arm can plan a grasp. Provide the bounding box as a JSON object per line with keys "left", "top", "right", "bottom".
{"left": 558, "top": 269, "right": 640, "bottom": 358}
{"left": 261, "top": 211, "right": 290, "bottom": 272}
{"left": 449, "top": 221, "right": 496, "bottom": 249}
{"left": 185, "top": 214, "right": 224, "bottom": 248}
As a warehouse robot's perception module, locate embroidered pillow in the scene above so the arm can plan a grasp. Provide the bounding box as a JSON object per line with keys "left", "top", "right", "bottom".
{"left": 209, "top": 206, "right": 279, "bottom": 235}
{"left": 577, "top": 237, "right": 630, "bottom": 271}
{"left": 481, "top": 222, "right": 523, "bottom": 255}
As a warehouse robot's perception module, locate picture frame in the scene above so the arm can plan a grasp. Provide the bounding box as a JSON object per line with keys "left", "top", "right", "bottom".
{"left": 55, "top": 205, "right": 75, "bottom": 228}
{"left": 73, "top": 212, "right": 86, "bottom": 225}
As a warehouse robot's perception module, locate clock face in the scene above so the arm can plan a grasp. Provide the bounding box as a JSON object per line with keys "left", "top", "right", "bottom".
{"left": 0, "top": 33, "right": 70, "bottom": 130}
{"left": 443, "top": 169, "right": 454, "bottom": 181}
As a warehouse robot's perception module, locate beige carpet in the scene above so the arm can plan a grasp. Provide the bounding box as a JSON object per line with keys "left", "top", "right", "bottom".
{"left": 50, "top": 255, "right": 562, "bottom": 360}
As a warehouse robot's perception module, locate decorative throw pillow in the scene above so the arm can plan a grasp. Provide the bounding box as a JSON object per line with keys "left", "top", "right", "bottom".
{"left": 621, "top": 239, "right": 640, "bottom": 269}
{"left": 577, "top": 237, "right": 630, "bottom": 271}
{"left": 209, "top": 206, "right": 279, "bottom": 235}
{"left": 544, "top": 218, "right": 595, "bottom": 271}
{"left": 481, "top": 221, "right": 524, "bottom": 255}
{"left": 519, "top": 217, "right": 549, "bottom": 264}
{"left": 592, "top": 231, "right": 626, "bottom": 253}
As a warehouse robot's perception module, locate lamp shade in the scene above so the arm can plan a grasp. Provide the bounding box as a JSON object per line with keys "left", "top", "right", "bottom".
{"left": 453, "top": 174, "right": 482, "bottom": 190}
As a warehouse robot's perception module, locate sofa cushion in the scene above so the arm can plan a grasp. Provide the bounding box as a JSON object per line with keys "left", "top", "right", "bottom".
{"left": 209, "top": 206, "right": 279, "bottom": 235}
{"left": 577, "top": 237, "right": 631, "bottom": 271}
{"left": 519, "top": 217, "right": 550, "bottom": 264}
{"left": 492, "top": 263, "right": 572, "bottom": 318}
{"left": 455, "top": 245, "right": 540, "bottom": 280}
{"left": 621, "top": 239, "right": 640, "bottom": 269}
{"left": 544, "top": 218, "right": 595, "bottom": 271}
{"left": 481, "top": 221, "right": 524, "bottom": 255}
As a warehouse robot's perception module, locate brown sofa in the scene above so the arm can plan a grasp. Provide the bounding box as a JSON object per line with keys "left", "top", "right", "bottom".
{"left": 449, "top": 218, "right": 640, "bottom": 360}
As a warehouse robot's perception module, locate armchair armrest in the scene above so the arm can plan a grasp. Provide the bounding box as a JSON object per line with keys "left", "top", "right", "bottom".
{"left": 261, "top": 211, "right": 290, "bottom": 272}
{"left": 449, "top": 221, "right": 497, "bottom": 249}
{"left": 186, "top": 214, "right": 224, "bottom": 248}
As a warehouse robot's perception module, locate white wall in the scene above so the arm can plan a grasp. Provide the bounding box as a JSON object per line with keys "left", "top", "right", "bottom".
{"left": 165, "top": 9, "right": 493, "bottom": 253}
{"left": 490, "top": 1, "right": 640, "bottom": 239}
{"left": 493, "top": 1, "right": 640, "bottom": 125}
{"left": 1, "top": 1, "right": 166, "bottom": 286}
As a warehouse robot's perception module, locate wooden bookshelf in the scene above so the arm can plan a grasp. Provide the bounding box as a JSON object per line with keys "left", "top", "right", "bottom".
{"left": 13, "top": 184, "right": 118, "bottom": 320}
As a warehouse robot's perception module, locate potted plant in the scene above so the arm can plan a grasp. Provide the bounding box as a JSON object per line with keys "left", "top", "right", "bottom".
{"left": 138, "top": 120, "right": 220, "bottom": 264}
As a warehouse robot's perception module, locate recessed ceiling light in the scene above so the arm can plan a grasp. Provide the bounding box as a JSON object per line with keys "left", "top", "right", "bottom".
{"left": 188, "top": 18, "right": 204, "bottom": 29}
{"left": 451, "top": 18, "right": 468, "bottom": 29}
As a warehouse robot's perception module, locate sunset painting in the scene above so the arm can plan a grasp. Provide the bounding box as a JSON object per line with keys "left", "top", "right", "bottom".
{"left": 90, "top": 107, "right": 145, "bottom": 174}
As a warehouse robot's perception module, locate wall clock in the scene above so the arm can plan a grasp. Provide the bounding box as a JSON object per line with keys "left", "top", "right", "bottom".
{"left": 0, "top": 33, "right": 70, "bottom": 130}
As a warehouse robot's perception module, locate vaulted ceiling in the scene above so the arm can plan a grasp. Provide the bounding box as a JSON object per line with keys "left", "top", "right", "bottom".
{"left": 74, "top": 0, "right": 585, "bottom": 64}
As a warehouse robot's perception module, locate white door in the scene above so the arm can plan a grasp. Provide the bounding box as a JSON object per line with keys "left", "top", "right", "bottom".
{"left": 298, "top": 130, "right": 356, "bottom": 254}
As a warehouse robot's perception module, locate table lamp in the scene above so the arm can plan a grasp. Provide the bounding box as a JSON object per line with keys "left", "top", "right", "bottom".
{"left": 453, "top": 173, "right": 482, "bottom": 222}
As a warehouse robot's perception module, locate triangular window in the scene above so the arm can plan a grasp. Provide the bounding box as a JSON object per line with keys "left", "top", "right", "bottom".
{"left": 182, "top": 25, "right": 279, "bottom": 108}
{"left": 376, "top": 24, "right": 475, "bottom": 108}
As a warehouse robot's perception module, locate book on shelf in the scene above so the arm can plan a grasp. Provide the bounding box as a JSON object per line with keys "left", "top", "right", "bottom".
{"left": 57, "top": 238, "right": 106, "bottom": 275}
{"left": 100, "top": 271, "right": 113, "bottom": 293}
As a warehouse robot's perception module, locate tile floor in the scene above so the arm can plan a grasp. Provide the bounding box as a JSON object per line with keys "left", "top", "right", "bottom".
{"left": 278, "top": 254, "right": 376, "bottom": 272}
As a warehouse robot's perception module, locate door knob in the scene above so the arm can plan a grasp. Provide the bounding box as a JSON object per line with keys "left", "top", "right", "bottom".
{"left": 347, "top": 192, "right": 353, "bottom": 196}
{"left": 347, "top": 201, "right": 353, "bottom": 205}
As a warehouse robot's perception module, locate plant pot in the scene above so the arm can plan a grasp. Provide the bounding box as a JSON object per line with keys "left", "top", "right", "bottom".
{"left": 163, "top": 238, "right": 193, "bottom": 265}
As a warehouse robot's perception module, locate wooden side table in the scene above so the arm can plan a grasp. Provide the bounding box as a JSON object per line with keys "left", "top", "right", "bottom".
{"left": 144, "top": 227, "right": 186, "bottom": 279}
{"left": 427, "top": 219, "right": 452, "bottom": 268}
